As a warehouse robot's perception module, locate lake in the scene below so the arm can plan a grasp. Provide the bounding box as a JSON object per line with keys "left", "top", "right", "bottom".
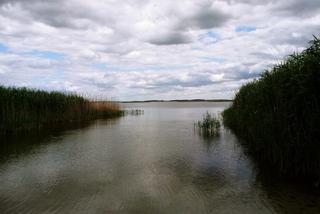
{"left": 0, "top": 102, "right": 319, "bottom": 213}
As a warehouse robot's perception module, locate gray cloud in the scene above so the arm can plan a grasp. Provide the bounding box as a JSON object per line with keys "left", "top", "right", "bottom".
{"left": 148, "top": 32, "right": 192, "bottom": 45}
{"left": 225, "top": 70, "right": 260, "bottom": 81}
{"left": 226, "top": 0, "right": 276, "bottom": 5}
{"left": 275, "top": 0, "right": 320, "bottom": 17}
{"left": 176, "top": 4, "right": 231, "bottom": 30}
{"left": 0, "top": 0, "right": 107, "bottom": 29}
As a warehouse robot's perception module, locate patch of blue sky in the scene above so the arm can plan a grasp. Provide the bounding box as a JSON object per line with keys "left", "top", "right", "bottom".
{"left": 22, "top": 50, "right": 66, "bottom": 60}
{"left": 198, "top": 31, "right": 221, "bottom": 44}
{"left": 92, "top": 63, "right": 107, "bottom": 70}
{"left": 199, "top": 57, "right": 225, "bottom": 63}
{"left": 0, "top": 43, "right": 8, "bottom": 53}
{"left": 235, "top": 26, "right": 256, "bottom": 33}
{"left": 206, "top": 31, "right": 220, "bottom": 39}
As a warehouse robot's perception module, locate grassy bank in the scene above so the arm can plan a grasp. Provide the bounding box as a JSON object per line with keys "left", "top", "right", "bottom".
{"left": 0, "top": 86, "right": 124, "bottom": 134}
{"left": 223, "top": 37, "right": 320, "bottom": 180}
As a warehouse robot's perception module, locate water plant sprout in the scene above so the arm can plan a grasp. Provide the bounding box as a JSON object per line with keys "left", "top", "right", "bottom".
{"left": 195, "top": 111, "right": 221, "bottom": 135}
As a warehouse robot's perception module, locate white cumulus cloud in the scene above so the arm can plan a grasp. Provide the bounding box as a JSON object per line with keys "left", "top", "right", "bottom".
{"left": 0, "top": 0, "right": 319, "bottom": 100}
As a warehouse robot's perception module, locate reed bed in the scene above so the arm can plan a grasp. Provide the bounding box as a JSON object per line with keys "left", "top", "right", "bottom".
{"left": 222, "top": 36, "right": 320, "bottom": 180}
{"left": 195, "top": 112, "right": 221, "bottom": 136}
{"left": 0, "top": 86, "right": 124, "bottom": 134}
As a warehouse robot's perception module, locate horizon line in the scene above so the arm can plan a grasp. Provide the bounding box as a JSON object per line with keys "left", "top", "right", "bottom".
{"left": 119, "top": 99, "right": 233, "bottom": 103}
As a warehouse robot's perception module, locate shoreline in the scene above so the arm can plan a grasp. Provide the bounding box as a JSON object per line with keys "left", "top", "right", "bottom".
{"left": 120, "top": 99, "right": 233, "bottom": 103}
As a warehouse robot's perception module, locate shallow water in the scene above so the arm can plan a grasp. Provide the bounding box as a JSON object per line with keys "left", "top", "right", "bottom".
{"left": 0, "top": 102, "right": 319, "bottom": 213}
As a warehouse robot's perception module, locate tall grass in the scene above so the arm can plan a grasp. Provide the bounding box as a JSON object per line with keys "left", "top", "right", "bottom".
{"left": 222, "top": 36, "right": 320, "bottom": 180}
{"left": 0, "top": 86, "right": 124, "bottom": 134}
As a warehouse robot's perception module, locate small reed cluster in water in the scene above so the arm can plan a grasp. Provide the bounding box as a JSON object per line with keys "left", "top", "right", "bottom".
{"left": 125, "top": 109, "right": 144, "bottom": 115}
{"left": 195, "top": 112, "right": 221, "bottom": 135}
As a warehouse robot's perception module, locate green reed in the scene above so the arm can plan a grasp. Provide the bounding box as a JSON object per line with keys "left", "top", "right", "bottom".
{"left": 124, "top": 109, "right": 144, "bottom": 116}
{"left": 195, "top": 112, "right": 221, "bottom": 136}
{"left": 222, "top": 36, "right": 320, "bottom": 180}
{"left": 0, "top": 86, "right": 124, "bottom": 134}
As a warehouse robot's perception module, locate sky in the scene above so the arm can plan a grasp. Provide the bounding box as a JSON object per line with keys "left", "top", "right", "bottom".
{"left": 0, "top": 0, "right": 319, "bottom": 101}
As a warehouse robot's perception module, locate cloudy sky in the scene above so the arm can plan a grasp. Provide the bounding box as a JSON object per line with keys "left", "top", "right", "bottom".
{"left": 0, "top": 0, "right": 319, "bottom": 100}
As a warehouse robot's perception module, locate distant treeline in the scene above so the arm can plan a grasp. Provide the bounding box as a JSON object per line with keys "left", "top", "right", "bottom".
{"left": 223, "top": 37, "right": 320, "bottom": 181}
{"left": 121, "top": 99, "right": 232, "bottom": 103}
{"left": 0, "top": 86, "right": 123, "bottom": 134}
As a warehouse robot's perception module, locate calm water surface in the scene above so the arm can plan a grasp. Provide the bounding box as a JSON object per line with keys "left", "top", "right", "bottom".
{"left": 0, "top": 102, "right": 319, "bottom": 213}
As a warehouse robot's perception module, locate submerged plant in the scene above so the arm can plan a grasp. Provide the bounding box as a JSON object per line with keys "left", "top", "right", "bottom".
{"left": 124, "top": 109, "right": 144, "bottom": 116}
{"left": 195, "top": 112, "right": 221, "bottom": 135}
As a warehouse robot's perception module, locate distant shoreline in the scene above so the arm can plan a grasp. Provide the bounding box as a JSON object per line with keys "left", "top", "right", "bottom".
{"left": 120, "top": 99, "right": 233, "bottom": 103}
